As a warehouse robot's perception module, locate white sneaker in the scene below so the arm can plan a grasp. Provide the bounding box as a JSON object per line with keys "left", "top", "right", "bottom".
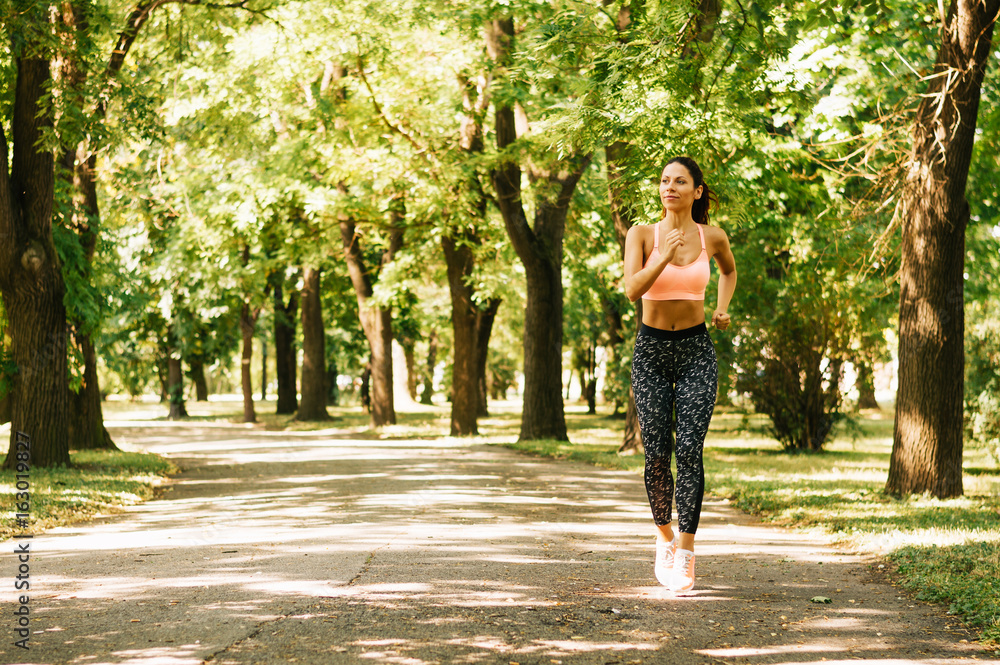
{"left": 654, "top": 537, "right": 677, "bottom": 587}
{"left": 670, "top": 548, "right": 695, "bottom": 592}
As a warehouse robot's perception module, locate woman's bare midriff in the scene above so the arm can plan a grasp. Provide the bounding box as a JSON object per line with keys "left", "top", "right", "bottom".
{"left": 641, "top": 299, "right": 705, "bottom": 330}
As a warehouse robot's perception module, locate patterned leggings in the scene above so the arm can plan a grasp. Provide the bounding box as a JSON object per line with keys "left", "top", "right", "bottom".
{"left": 631, "top": 322, "right": 717, "bottom": 534}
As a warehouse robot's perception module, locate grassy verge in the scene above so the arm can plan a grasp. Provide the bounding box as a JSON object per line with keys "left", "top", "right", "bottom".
{"left": 499, "top": 407, "right": 1000, "bottom": 644}
{"left": 0, "top": 449, "right": 177, "bottom": 541}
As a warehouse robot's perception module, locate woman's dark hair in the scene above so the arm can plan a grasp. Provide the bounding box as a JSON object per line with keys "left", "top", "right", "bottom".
{"left": 660, "top": 156, "right": 717, "bottom": 225}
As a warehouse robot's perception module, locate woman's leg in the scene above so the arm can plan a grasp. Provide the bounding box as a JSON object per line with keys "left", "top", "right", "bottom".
{"left": 632, "top": 328, "right": 679, "bottom": 586}
{"left": 673, "top": 330, "right": 718, "bottom": 542}
{"left": 631, "top": 330, "right": 676, "bottom": 533}
{"left": 668, "top": 329, "right": 717, "bottom": 591}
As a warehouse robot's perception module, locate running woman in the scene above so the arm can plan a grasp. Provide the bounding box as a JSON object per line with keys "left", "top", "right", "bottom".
{"left": 622, "top": 156, "right": 737, "bottom": 593}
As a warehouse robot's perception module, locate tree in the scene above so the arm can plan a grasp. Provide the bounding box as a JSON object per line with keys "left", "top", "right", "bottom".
{"left": 338, "top": 203, "right": 402, "bottom": 427}
{"left": 1, "top": 7, "right": 72, "bottom": 468}
{"left": 887, "top": 0, "right": 1000, "bottom": 497}
{"left": 297, "top": 265, "right": 330, "bottom": 421}
{"left": 441, "top": 71, "right": 503, "bottom": 435}
{"left": 487, "top": 16, "right": 592, "bottom": 442}
{"left": 271, "top": 272, "right": 299, "bottom": 415}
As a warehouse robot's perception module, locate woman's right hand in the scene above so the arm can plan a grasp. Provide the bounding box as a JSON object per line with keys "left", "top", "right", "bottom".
{"left": 659, "top": 228, "right": 685, "bottom": 264}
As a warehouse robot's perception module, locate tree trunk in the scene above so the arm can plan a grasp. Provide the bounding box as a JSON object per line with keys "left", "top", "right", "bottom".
{"left": 166, "top": 348, "right": 187, "bottom": 420}
{"left": 62, "top": 155, "right": 115, "bottom": 450}
{"left": 403, "top": 343, "right": 418, "bottom": 401}
{"left": 442, "top": 233, "right": 481, "bottom": 435}
{"left": 0, "top": 52, "right": 72, "bottom": 469}
{"left": 487, "top": 17, "right": 590, "bottom": 442}
{"left": 607, "top": 141, "right": 644, "bottom": 454}
{"left": 887, "top": 0, "right": 998, "bottom": 498}
{"left": 338, "top": 205, "right": 401, "bottom": 428}
{"left": 476, "top": 299, "right": 500, "bottom": 417}
{"left": 368, "top": 309, "right": 395, "bottom": 426}
{"left": 442, "top": 68, "right": 498, "bottom": 429}
{"left": 421, "top": 331, "right": 437, "bottom": 405}
{"left": 297, "top": 266, "right": 329, "bottom": 421}
{"left": 240, "top": 303, "right": 257, "bottom": 424}
{"left": 0, "top": 391, "right": 10, "bottom": 425}
{"left": 190, "top": 360, "right": 210, "bottom": 401}
{"left": 360, "top": 362, "right": 372, "bottom": 413}
{"left": 855, "top": 359, "right": 879, "bottom": 410}
{"left": 68, "top": 330, "right": 116, "bottom": 450}
{"left": 261, "top": 336, "right": 267, "bottom": 401}
{"left": 327, "top": 355, "right": 339, "bottom": 406}
{"left": 157, "top": 355, "right": 169, "bottom": 403}
{"left": 274, "top": 282, "right": 298, "bottom": 415}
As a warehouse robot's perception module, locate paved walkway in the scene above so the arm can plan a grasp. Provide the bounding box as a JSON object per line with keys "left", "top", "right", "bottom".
{"left": 4, "top": 421, "right": 995, "bottom": 664}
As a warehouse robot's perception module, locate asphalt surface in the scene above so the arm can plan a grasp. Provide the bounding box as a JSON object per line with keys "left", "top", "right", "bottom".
{"left": 4, "top": 420, "right": 996, "bottom": 665}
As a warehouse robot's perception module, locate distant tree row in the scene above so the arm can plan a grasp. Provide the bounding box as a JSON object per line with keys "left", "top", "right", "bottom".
{"left": 2, "top": 0, "right": 999, "bottom": 498}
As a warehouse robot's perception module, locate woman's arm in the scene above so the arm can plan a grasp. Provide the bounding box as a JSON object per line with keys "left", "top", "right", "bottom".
{"left": 623, "top": 224, "right": 684, "bottom": 302}
{"left": 709, "top": 228, "right": 737, "bottom": 330}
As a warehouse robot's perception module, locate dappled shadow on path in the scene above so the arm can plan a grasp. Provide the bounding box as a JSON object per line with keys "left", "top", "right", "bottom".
{"left": 4, "top": 423, "right": 990, "bottom": 665}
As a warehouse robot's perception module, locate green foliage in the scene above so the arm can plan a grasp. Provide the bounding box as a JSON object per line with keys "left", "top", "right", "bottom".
{"left": 966, "top": 292, "right": 1000, "bottom": 462}
{"left": 728, "top": 142, "right": 894, "bottom": 450}
{"left": 963, "top": 61, "right": 1000, "bottom": 464}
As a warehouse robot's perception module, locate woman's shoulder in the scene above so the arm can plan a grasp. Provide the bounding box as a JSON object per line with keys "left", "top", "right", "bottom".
{"left": 699, "top": 224, "right": 732, "bottom": 259}
{"left": 700, "top": 223, "right": 730, "bottom": 244}
{"left": 626, "top": 221, "right": 657, "bottom": 242}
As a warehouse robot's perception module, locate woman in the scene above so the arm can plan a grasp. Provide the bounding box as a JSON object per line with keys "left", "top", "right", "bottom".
{"left": 623, "top": 156, "right": 737, "bottom": 593}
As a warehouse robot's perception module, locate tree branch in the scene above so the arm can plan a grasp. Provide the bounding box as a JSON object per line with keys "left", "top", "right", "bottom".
{"left": 355, "top": 60, "right": 436, "bottom": 169}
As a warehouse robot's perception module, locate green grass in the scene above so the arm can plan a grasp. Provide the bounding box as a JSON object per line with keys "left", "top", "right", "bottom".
{"left": 0, "top": 449, "right": 177, "bottom": 540}
{"left": 890, "top": 541, "right": 1000, "bottom": 642}
{"left": 497, "top": 405, "right": 1000, "bottom": 644}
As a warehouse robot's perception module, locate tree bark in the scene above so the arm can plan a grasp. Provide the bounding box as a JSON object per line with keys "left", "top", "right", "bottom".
{"left": 0, "top": 50, "right": 72, "bottom": 469}
{"left": 887, "top": 0, "right": 998, "bottom": 498}
{"left": 338, "top": 204, "right": 401, "bottom": 428}
{"left": 261, "top": 336, "right": 267, "bottom": 401}
{"left": 403, "top": 342, "right": 418, "bottom": 401}
{"left": 240, "top": 302, "right": 259, "bottom": 424}
{"left": 68, "top": 331, "right": 116, "bottom": 450}
{"left": 273, "top": 281, "right": 298, "bottom": 414}
{"left": 487, "top": 17, "right": 590, "bottom": 442}
{"left": 855, "top": 359, "right": 879, "bottom": 410}
{"left": 297, "top": 266, "right": 329, "bottom": 420}
{"left": 0, "top": 391, "right": 10, "bottom": 425}
{"left": 166, "top": 340, "right": 187, "bottom": 421}
{"left": 442, "top": 234, "right": 481, "bottom": 435}
{"left": 360, "top": 362, "right": 372, "bottom": 413}
{"left": 420, "top": 331, "right": 437, "bottom": 405}
{"left": 189, "top": 360, "right": 209, "bottom": 401}
{"left": 157, "top": 355, "right": 169, "bottom": 403}
{"left": 475, "top": 299, "right": 501, "bottom": 417}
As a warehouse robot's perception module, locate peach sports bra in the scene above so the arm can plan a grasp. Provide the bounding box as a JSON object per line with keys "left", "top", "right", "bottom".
{"left": 642, "top": 221, "right": 711, "bottom": 301}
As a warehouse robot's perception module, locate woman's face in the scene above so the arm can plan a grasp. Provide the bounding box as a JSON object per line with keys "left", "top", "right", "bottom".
{"left": 659, "top": 162, "right": 703, "bottom": 215}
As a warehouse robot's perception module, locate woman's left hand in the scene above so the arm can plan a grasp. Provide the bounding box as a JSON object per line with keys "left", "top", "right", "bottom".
{"left": 711, "top": 310, "right": 730, "bottom": 330}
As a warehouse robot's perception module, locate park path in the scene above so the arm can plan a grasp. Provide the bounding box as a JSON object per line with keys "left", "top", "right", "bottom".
{"left": 4, "top": 419, "right": 994, "bottom": 665}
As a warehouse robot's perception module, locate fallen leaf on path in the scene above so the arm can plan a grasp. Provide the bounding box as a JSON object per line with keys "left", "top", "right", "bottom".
{"left": 810, "top": 596, "right": 832, "bottom": 604}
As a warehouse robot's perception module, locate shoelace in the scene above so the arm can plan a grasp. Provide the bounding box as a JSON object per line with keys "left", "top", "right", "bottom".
{"left": 675, "top": 550, "right": 694, "bottom": 573}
